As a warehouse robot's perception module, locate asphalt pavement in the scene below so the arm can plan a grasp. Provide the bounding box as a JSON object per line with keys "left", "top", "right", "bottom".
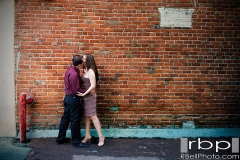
{"left": 0, "top": 137, "right": 239, "bottom": 160}
{"left": 25, "top": 137, "right": 172, "bottom": 160}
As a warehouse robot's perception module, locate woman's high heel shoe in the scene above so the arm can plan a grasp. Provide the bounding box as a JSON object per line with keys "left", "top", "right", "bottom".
{"left": 98, "top": 137, "right": 105, "bottom": 147}
{"left": 81, "top": 136, "right": 92, "bottom": 143}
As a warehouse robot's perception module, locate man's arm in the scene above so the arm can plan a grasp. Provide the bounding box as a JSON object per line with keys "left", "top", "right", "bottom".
{"left": 70, "top": 75, "right": 86, "bottom": 93}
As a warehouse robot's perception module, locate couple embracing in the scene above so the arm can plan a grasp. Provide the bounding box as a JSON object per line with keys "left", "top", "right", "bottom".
{"left": 56, "top": 54, "right": 105, "bottom": 148}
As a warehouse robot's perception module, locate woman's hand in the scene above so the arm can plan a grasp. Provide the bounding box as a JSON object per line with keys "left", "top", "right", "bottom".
{"left": 90, "top": 89, "right": 96, "bottom": 95}
{"left": 76, "top": 92, "right": 85, "bottom": 96}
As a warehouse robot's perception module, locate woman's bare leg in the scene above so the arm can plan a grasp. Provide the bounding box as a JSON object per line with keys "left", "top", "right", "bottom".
{"left": 91, "top": 115, "right": 104, "bottom": 146}
{"left": 82, "top": 116, "right": 92, "bottom": 143}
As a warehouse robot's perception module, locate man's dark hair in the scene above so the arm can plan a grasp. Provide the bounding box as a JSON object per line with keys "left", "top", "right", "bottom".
{"left": 72, "top": 55, "right": 83, "bottom": 66}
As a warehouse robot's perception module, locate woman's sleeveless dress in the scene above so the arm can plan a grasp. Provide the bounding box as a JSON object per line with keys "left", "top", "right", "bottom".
{"left": 80, "top": 76, "right": 96, "bottom": 116}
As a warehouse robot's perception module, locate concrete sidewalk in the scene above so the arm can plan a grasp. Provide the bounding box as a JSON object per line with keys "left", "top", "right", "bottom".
{"left": 0, "top": 138, "right": 31, "bottom": 160}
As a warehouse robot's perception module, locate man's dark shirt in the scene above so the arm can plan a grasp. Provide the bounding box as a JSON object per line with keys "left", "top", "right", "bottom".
{"left": 64, "top": 66, "right": 85, "bottom": 95}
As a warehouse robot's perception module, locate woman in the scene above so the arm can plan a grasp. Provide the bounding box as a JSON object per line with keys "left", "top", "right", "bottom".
{"left": 77, "top": 54, "right": 105, "bottom": 146}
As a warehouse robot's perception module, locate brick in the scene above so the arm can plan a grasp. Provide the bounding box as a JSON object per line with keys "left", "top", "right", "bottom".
{"left": 14, "top": 0, "right": 240, "bottom": 129}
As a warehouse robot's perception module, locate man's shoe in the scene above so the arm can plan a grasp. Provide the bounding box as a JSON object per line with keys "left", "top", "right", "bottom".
{"left": 56, "top": 138, "right": 70, "bottom": 145}
{"left": 72, "top": 142, "right": 89, "bottom": 148}
{"left": 79, "top": 142, "right": 89, "bottom": 148}
{"left": 56, "top": 141, "right": 64, "bottom": 145}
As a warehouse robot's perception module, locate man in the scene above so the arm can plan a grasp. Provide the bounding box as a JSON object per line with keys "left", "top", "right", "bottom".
{"left": 56, "top": 55, "right": 88, "bottom": 148}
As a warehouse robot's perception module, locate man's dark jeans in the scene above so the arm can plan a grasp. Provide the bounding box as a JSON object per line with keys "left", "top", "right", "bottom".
{"left": 56, "top": 95, "right": 83, "bottom": 145}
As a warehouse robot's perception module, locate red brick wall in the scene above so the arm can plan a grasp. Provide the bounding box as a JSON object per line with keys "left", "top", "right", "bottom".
{"left": 14, "top": 0, "right": 240, "bottom": 130}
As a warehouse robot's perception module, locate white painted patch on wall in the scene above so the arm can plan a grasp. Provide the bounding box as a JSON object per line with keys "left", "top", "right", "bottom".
{"left": 158, "top": 7, "right": 194, "bottom": 28}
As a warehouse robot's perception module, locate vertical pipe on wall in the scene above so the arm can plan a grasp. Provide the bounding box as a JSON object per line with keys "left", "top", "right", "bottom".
{"left": 19, "top": 93, "right": 26, "bottom": 142}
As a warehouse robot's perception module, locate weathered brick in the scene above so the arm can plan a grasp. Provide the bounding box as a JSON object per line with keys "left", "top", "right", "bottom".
{"left": 14, "top": 0, "right": 240, "bottom": 130}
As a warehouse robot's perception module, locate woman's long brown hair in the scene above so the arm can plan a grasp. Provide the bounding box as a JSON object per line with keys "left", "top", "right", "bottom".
{"left": 84, "top": 54, "right": 99, "bottom": 82}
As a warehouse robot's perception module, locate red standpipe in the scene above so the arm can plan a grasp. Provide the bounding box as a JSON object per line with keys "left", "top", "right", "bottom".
{"left": 19, "top": 93, "right": 26, "bottom": 142}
